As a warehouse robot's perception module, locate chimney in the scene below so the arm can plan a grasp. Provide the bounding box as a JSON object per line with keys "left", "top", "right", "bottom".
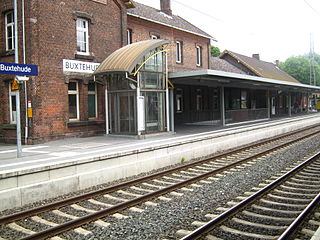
{"left": 252, "top": 54, "right": 260, "bottom": 60}
{"left": 160, "top": 0, "right": 172, "bottom": 16}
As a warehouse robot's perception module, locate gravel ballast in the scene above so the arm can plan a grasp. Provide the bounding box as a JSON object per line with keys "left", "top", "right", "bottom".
{"left": 76, "top": 134, "right": 320, "bottom": 240}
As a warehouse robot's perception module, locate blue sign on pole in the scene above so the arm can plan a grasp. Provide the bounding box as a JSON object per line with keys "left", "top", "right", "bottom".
{"left": 0, "top": 62, "right": 38, "bottom": 76}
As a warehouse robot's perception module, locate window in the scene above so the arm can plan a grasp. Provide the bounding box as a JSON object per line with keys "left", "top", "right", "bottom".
{"left": 9, "top": 83, "right": 17, "bottom": 124}
{"left": 176, "top": 41, "right": 182, "bottom": 63}
{"left": 196, "top": 89, "right": 202, "bottom": 111}
{"left": 76, "top": 18, "right": 89, "bottom": 54}
{"left": 151, "top": 35, "right": 159, "bottom": 39}
{"left": 68, "top": 81, "right": 79, "bottom": 120}
{"left": 196, "top": 45, "right": 202, "bottom": 66}
{"left": 241, "top": 90, "right": 247, "bottom": 109}
{"left": 127, "top": 29, "right": 132, "bottom": 45}
{"left": 5, "top": 11, "right": 14, "bottom": 51}
{"left": 88, "top": 81, "right": 97, "bottom": 118}
{"left": 176, "top": 88, "right": 183, "bottom": 112}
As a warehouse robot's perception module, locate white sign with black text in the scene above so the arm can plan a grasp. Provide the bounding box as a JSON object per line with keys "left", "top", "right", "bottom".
{"left": 63, "top": 59, "right": 100, "bottom": 74}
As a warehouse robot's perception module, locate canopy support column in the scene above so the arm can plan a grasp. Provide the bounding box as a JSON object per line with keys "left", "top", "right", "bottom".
{"left": 267, "top": 90, "right": 271, "bottom": 119}
{"left": 220, "top": 86, "right": 225, "bottom": 126}
{"left": 288, "top": 93, "right": 292, "bottom": 116}
{"left": 105, "top": 86, "right": 109, "bottom": 134}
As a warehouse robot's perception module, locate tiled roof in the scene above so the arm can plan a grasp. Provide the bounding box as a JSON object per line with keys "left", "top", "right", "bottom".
{"left": 128, "top": 1, "right": 214, "bottom": 40}
{"left": 210, "top": 57, "right": 246, "bottom": 75}
{"left": 220, "top": 50, "right": 300, "bottom": 83}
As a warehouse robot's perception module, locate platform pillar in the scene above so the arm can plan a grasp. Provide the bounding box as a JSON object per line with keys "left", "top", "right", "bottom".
{"left": 267, "top": 90, "right": 271, "bottom": 119}
{"left": 220, "top": 86, "right": 225, "bottom": 126}
{"left": 288, "top": 93, "right": 292, "bottom": 116}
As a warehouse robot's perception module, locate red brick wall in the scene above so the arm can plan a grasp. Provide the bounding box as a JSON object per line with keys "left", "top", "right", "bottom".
{"left": 127, "top": 15, "right": 211, "bottom": 72}
{"left": 0, "top": 0, "right": 127, "bottom": 143}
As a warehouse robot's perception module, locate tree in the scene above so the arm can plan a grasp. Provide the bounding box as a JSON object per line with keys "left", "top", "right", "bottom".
{"left": 211, "top": 45, "right": 221, "bottom": 57}
{"left": 279, "top": 54, "right": 320, "bottom": 86}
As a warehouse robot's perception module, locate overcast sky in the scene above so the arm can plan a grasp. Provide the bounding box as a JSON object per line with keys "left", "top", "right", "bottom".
{"left": 134, "top": 0, "right": 320, "bottom": 63}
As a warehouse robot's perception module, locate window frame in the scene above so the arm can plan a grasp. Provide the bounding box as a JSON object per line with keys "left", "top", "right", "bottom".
{"left": 9, "top": 82, "right": 17, "bottom": 124}
{"left": 76, "top": 18, "right": 89, "bottom": 55}
{"left": 176, "top": 41, "right": 182, "bottom": 63}
{"left": 127, "top": 29, "right": 132, "bottom": 45}
{"left": 196, "top": 89, "right": 203, "bottom": 111}
{"left": 196, "top": 45, "right": 202, "bottom": 67}
{"left": 176, "top": 88, "right": 183, "bottom": 113}
{"left": 88, "top": 81, "right": 98, "bottom": 119}
{"left": 150, "top": 34, "right": 159, "bottom": 40}
{"left": 5, "top": 11, "right": 15, "bottom": 51}
{"left": 68, "top": 81, "right": 80, "bottom": 121}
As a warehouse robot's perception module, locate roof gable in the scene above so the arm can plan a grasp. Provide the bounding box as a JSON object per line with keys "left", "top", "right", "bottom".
{"left": 128, "top": 1, "right": 214, "bottom": 40}
{"left": 220, "top": 50, "right": 300, "bottom": 83}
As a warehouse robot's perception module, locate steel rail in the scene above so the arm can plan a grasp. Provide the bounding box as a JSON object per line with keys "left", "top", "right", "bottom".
{"left": 180, "top": 151, "right": 320, "bottom": 240}
{"left": 19, "top": 130, "right": 320, "bottom": 239}
{"left": 278, "top": 192, "right": 320, "bottom": 239}
{"left": 1, "top": 124, "right": 317, "bottom": 225}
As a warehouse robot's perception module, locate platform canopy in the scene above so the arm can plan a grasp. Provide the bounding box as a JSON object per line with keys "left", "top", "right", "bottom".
{"left": 94, "top": 39, "right": 170, "bottom": 75}
{"left": 169, "top": 69, "right": 320, "bottom": 93}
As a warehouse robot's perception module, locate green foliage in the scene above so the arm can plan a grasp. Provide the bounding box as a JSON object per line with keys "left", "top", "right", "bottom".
{"left": 181, "top": 157, "right": 186, "bottom": 163}
{"left": 211, "top": 45, "right": 221, "bottom": 57}
{"left": 279, "top": 53, "right": 320, "bottom": 85}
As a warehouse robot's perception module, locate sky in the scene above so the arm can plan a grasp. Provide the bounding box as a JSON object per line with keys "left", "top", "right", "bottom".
{"left": 134, "top": 0, "right": 320, "bottom": 63}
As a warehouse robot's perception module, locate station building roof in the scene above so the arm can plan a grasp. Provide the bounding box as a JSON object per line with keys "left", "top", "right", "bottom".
{"left": 210, "top": 57, "right": 246, "bottom": 75}
{"left": 94, "top": 39, "right": 170, "bottom": 75}
{"left": 169, "top": 69, "right": 320, "bottom": 93}
{"left": 220, "top": 50, "right": 300, "bottom": 83}
{"left": 127, "top": 1, "right": 215, "bottom": 40}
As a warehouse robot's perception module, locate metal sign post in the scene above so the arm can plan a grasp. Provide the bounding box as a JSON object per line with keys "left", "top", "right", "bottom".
{"left": 14, "top": 0, "right": 22, "bottom": 158}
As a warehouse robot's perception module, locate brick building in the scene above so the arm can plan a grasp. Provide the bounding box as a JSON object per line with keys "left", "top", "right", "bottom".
{"left": 127, "top": 0, "right": 214, "bottom": 73}
{"left": 0, "top": 0, "right": 134, "bottom": 143}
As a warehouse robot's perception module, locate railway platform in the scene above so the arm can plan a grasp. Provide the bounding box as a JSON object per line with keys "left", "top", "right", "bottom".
{"left": 1, "top": 113, "right": 320, "bottom": 211}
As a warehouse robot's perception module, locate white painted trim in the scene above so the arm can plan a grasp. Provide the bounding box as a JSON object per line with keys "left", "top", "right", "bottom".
{"left": 76, "top": 18, "right": 89, "bottom": 55}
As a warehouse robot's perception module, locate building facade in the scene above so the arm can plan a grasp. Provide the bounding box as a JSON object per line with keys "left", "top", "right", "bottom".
{"left": 127, "top": 0, "right": 213, "bottom": 73}
{"left": 0, "top": 0, "right": 133, "bottom": 143}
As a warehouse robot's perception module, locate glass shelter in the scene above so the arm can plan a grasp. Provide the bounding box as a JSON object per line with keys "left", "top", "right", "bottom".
{"left": 94, "top": 40, "right": 171, "bottom": 136}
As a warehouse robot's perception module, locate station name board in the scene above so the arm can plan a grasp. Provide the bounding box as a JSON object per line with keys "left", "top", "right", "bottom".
{"left": 63, "top": 59, "right": 100, "bottom": 74}
{"left": 0, "top": 62, "right": 38, "bottom": 76}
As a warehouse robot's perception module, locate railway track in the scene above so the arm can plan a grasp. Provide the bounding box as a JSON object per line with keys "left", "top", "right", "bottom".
{"left": 179, "top": 151, "right": 320, "bottom": 240}
{"left": 1, "top": 125, "right": 320, "bottom": 240}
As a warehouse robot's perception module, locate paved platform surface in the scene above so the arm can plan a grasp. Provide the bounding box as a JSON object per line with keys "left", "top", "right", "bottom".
{"left": 0, "top": 114, "right": 318, "bottom": 174}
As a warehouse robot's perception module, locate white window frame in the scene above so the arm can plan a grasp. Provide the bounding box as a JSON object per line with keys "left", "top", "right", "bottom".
{"left": 196, "top": 89, "right": 202, "bottom": 111}
{"left": 76, "top": 18, "right": 89, "bottom": 55}
{"left": 68, "top": 81, "right": 79, "bottom": 121}
{"left": 9, "top": 83, "right": 17, "bottom": 124}
{"left": 5, "top": 11, "right": 15, "bottom": 51}
{"left": 196, "top": 45, "right": 202, "bottom": 67}
{"left": 127, "top": 29, "right": 132, "bottom": 45}
{"left": 176, "top": 41, "right": 182, "bottom": 63}
{"left": 88, "top": 82, "right": 97, "bottom": 119}
{"left": 151, "top": 35, "right": 158, "bottom": 39}
{"left": 176, "top": 88, "right": 183, "bottom": 113}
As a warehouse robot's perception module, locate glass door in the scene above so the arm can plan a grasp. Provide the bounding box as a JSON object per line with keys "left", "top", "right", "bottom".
{"left": 142, "top": 91, "right": 165, "bottom": 133}
{"left": 109, "top": 92, "right": 136, "bottom": 134}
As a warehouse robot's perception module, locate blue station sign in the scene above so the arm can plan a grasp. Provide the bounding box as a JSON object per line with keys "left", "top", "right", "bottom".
{"left": 0, "top": 62, "right": 38, "bottom": 76}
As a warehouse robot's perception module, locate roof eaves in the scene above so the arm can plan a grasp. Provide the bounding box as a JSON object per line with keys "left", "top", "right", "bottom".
{"left": 128, "top": 12, "right": 215, "bottom": 41}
